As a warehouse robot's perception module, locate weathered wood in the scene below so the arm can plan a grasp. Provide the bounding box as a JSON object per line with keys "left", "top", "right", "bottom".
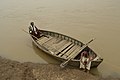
{"left": 59, "top": 44, "right": 75, "bottom": 57}
{"left": 66, "top": 46, "right": 81, "bottom": 59}
{"left": 28, "top": 27, "right": 103, "bottom": 69}
{"left": 56, "top": 42, "right": 72, "bottom": 55}
{"left": 60, "top": 38, "right": 95, "bottom": 68}
{"left": 51, "top": 40, "right": 68, "bottom": 53}
{"left": 43, "top": 37, "right": 55, "bottom": 45}
{"left": 62, "top": 45, "right": 80, "bottom": 58}
{"left": 45, "top": 40, "right": 68, "bottom": 54}
{"left": 43, "top": 37, "right": 57, "bottom": 48}
{"left": 37, "top": 36, "right": 52, "bottom": 45}
{"left": 68, "top": 38, "right": 95, "bottom": 59}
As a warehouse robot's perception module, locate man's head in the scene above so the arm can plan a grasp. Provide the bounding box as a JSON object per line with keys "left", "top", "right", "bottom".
{"left": 30, "top": 22, "right": 34, "bottom": 26}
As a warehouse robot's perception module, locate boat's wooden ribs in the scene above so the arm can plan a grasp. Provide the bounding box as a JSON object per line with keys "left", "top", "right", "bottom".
{"left": 58, "top": 43, "right": 74, "bottom": 57}
{"left": 61, "top": 44, "right": 79, "bottom": 58}
{"left": 43, "top": 37, "right": 57, "bottom": 46}
{"left": 66, "top": 46, "right": 81, "bottom": 59}
{"left": 53, "top": 40, "right": 68, "bottom": 50}
{"left": 55, "top": 41, "right": 72, "bottom": 55}
{"left": 37, "top": 36, "right": 52, "bottom": 45}
{"left": 43, "top": 37, "right": 55, "bottom": 45}
{"left": 43, "top": 39, "right": 68, "bottom": 54}
{"left": 36, "top": 31, "right": 85, "bottom": 59}
{"left": 57, "top": 43, "right": 73, "bottom": 57}
{"left": 54, "top": 38, "right": 63, "bottom": 44}
{"left": 43, "top": 30, "right": 83, "bottom": 46}
{"left": 62, "top": 44, "right": 75, "bottom": 55}
{"left": 43, "top": 37, "right": 63, "bottom": 50}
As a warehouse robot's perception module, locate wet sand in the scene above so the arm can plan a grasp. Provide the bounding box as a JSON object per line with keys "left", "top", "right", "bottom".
{"left": 0, "top": 56, "right": 119, "bottom": 80}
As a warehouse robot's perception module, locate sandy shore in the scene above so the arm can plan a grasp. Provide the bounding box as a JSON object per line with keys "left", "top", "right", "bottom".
{"left": 0, "top": 56, "right": 119, "bottom": 80}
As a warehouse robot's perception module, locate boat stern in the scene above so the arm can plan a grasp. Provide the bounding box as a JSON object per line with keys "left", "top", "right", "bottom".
{"left": 91, "top": 56, "right": 103, "bottom": 68}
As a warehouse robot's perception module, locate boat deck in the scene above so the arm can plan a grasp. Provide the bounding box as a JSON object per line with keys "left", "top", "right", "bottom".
{"left": 37, "top": 35, "right": 82, "bottom": 59}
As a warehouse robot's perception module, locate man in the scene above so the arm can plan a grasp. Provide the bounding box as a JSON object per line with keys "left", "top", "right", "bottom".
{"left": 29, "top": 22, "right": 40, "bottom": 38}
{"left": 80, "top": 49, "right": 91, "bottom": 72}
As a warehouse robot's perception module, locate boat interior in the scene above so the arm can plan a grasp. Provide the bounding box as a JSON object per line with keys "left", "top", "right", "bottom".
{"left": 34, "top": 30, "right": 97, "bottom": 60}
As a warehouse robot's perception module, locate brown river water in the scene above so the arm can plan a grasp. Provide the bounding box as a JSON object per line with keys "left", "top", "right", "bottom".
{"left": 0, "top": 0, "right": 120, "bottom": 78}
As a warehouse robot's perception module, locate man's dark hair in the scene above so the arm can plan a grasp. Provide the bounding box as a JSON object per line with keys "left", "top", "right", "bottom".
{"left": 30, "top": 22, "right": 34, "bottom": 26}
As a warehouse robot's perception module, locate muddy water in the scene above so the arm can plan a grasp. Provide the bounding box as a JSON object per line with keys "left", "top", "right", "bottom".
{"left": 0, "top": 0, "right": 120, "bottom": 78}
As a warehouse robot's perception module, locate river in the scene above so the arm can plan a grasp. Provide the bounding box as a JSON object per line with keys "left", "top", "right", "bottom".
{"left": 0, "top": 0, "right": 120, "bottom": 78}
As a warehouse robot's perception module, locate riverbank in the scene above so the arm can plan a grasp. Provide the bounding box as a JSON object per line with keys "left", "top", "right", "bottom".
{"left": 0, "top": 56, "right": 119, "bottom": 80}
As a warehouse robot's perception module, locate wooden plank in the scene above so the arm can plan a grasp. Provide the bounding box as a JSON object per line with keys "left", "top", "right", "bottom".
{"left": 43, "top": 37, "right": 57, "bottom": 48}
{"left": 45, "top": 39, "right": 68, "bottom": 54}
{"left": 43, "top": 37, "right": 65, "bottom": 52}
{"left": 62, "top": 44, "right": 79, "bottom": 58}
{"left": 51, "top": 40, "right": 68, "bottom": 51}
{"left": 45, "top": 39, "right": 66, "bottom": 49}
{"left": 37, "top": 35, "right": 45, "bottom": 41}
{"left": 60, "top": 38, "right": 95, "bottom": 68}
{"left": 49, "top": 40, "right": 68, "bottom": 55}
{"left": 43, "top": 37, "right": 55, "bottom": 45}
{"left": 37, "top": 36, "right": 52, "bottom": 45}
{"left": 58, "top": 43, "right": 74, "bottom": 57}
{"left": 66, "top": 46, "right": 81, "bottom": 59}
{"left": 48, "top": 37, "right": 63, "bottom": 45}
{"left": 53, "top": 38, "right": 63, "bottom": 44}
{"left": 56, "top": 42, "right": 72, "bottom": 55}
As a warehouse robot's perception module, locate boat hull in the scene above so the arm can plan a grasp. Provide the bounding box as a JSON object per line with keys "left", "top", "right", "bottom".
{"left": 30, "top": 30, "right": 103, "bottom": 68}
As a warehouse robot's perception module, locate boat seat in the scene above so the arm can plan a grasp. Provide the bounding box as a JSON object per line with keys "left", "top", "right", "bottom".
{"left": 55, "top": 41, "right": 72, "bottom": 56}
{"left": 53, "top": 38, "right": 63, "bottom": 44}
{"left": 36, "top": 35, "right": 45, "bottom": 41}
{"left": 45, "top": 38, "right": 65, "bottom": 49}
{"left": 42, "top": 37, "right": 57, "bottom": 48}
{"left": 53, "top": 39, "right": 68, "bottom": 49}
{"left": 50, "top": 40, "right": 68, "bottom": 53}
{"left": 46, "top": 37, "right": 63, "bottom": 46}
{"left": 37, "top": 36, "right": 52, "bottom": 45}
{"left": 44, "top": 39, "right": 68, "bottom": 54}
{"left": 58, "top": 43, "right": 74, "bottom": 57}
{"left": 61, "top": 44, "right": 79, "bottom": 58}
{"left": 66, "top": 46, "right": 81, "bottom": 59}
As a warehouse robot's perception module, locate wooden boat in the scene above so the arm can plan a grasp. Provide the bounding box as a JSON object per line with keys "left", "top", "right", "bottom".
{"left": 28, "top": 27, "right": 103, "bottom": 68}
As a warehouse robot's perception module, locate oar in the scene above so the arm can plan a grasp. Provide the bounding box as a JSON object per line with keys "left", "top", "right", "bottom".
{"left": 60, "top": 38, "right": 95, "bottom": 68}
